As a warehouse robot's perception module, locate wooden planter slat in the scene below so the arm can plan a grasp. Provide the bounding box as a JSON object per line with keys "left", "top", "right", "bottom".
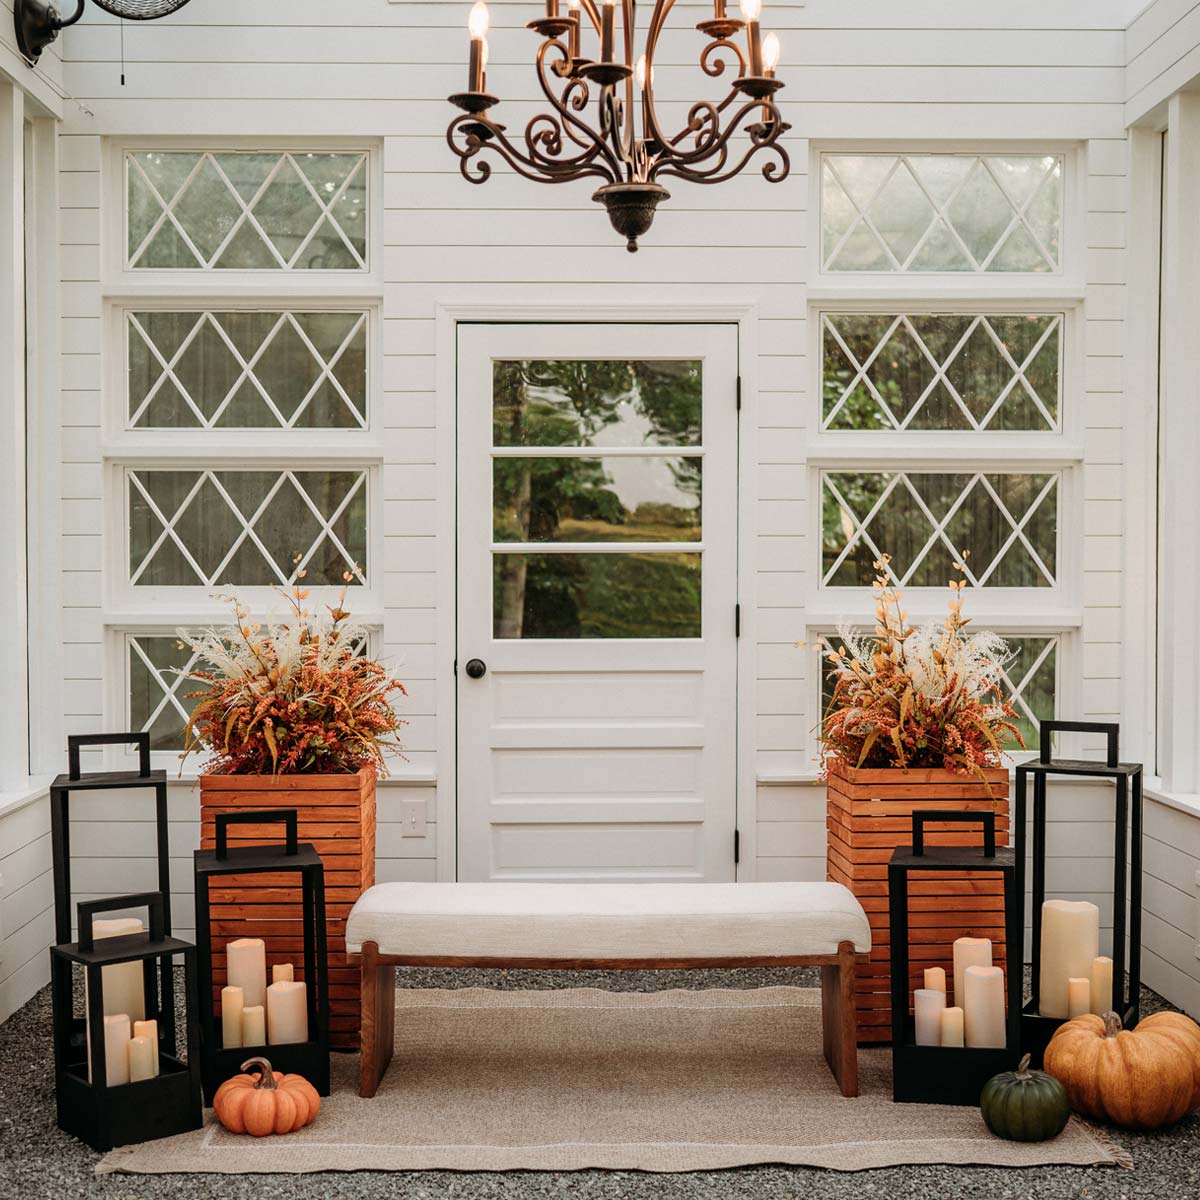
{"left": 825, "top": 758, "right": 1009, "bottom": 1046}
{"left": 200, "top": 767, "right": 375, "bottom": 1050}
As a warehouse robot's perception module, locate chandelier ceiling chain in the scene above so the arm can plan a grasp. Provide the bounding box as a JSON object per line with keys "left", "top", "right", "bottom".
{"left": 447, "top": 0, "right": 791, "bottom": 251}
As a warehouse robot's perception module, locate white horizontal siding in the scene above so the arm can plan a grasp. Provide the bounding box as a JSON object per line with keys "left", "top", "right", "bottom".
{"left": 0, "top": 796, "right": 53, "bottom": 1021}
{"left": 1125, "top": 0, "right": 1200, "bottom": 123}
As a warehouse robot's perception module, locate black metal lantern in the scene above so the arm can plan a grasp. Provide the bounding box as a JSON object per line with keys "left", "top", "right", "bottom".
{"left": 15, "top": 0, "right": 193, "bottom": 64}
{"left": 1016, "top": 720, "right": 1143, "bottom": 1066}
{"left": 888, "top": 810, "right": 1023, "bottom": 1106}
{"left": 50, "top": 892, "right": 201, "bottom": 1152}
{"left": 193, "top": 809, "right": 331, "bottom": 1104}
{"left": 51, "top": 733, "right": 175, "bottom": 1061}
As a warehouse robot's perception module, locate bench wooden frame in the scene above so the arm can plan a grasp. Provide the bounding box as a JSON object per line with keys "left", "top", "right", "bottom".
{"left": 349, "top": 939, "right": 862, "bottom": 1100}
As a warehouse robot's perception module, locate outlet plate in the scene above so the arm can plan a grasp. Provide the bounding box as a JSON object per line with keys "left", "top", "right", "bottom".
{"left": 401, "top": 798, "right": 427, "bottom": 839}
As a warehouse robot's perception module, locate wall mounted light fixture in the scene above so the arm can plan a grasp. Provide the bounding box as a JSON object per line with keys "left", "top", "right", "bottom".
{"left": 15, "top": 0, "right": 192, "bottom": 65}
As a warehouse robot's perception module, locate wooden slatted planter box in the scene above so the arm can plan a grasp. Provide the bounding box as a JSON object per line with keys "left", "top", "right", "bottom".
{"left": 199, "top": 767, "right": 375, "bottom": 1050}
{"left": 824, "top": 758, "right": 1009, "bottom": 1045}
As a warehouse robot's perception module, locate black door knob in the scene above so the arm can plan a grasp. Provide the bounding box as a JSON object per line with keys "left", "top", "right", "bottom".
{"left": 465, "top": 658, "right": 487, "bottom": 679}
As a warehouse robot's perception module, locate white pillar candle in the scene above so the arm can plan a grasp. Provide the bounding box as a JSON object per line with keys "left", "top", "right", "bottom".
{"left": 963, "top": 965, "right": 1007, "bottom": 1049}
{"left": 132, "top": 1020, "right": 159, "bottom": 1077}
{"left": 272, "top": 962, "right": 294, "bottom": 984}
{"left": 93, "top": 918, "right": 147, "bottom": 1023}
{"left": 128, "top": 1034, "right": 157, "bottom": 1082}
{"left": 266, "top": 980, "right": 309, "bottom": 1046}
{"left": 924, "top": 967, "right": 946, "bottom": 993}
{"left": 242, "top": 1005, "right": 266, "bottom": 1047}
{"left": 101, "top": 1014, "right": 131, "bottom": 1087}
{"left": 913, "top": 987, "right": 946, "bottom": 1046}
{"left": 221, "top": 985, "right": 244, "bottom": 1049}
{"left": 227, "top": 938, "right": 267, "bottom": 1009}
{"left": 1039, "top": 900, "right": 1100, "bottom": 1019}
{"left": 1067, "top": 977, "right": 1091, "bottom": 1018}
{"left": 941, "top": 1006, "right": 965, "bottom": 1048}
{"left": 1090, "top": 956, "right": 1114, "bottom": 1015}
{"left": 953, "top": 937, "right": 992, "bottom": 1009}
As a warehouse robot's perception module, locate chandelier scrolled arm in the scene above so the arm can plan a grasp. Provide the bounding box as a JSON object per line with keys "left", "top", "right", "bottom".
{"left": 447, "top": 0, "right": 791, "bottom": 251}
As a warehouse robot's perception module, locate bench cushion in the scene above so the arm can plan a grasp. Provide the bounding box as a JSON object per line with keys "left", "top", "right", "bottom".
{"left": 346, "top": 881, "right": 871, "bottom": 961}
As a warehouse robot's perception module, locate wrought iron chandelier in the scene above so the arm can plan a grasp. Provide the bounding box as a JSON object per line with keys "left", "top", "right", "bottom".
{"left": 447, "top": 0, "right": 790, "bottom": 252}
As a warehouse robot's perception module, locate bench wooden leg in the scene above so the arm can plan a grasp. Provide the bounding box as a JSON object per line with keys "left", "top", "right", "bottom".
{"left": 358, "top": 941, "right": 395, "bottom": 1098}
{"left": 821, "top": 940, "right": 859, "bottom": 1098}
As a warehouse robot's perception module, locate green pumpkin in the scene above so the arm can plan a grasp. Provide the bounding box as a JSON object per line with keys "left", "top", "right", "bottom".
{"left": 980, "top": 1054, "right": 1072, "bottom": 1142}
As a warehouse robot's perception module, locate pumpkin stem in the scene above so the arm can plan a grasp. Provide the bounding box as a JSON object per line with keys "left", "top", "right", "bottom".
{"left": 1102, "top": 1011, "right": 1123, "bottom": 1039}
{"left": 240, "top": 1056, "right": 278, "bottom": 1090}
{"left": 1014, "top": 1053, "right": 1032, "bottom": 1079}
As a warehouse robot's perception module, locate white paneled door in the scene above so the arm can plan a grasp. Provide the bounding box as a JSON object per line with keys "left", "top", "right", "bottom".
{"left": 456, "top": 323, "right": 740, "bottom": 882}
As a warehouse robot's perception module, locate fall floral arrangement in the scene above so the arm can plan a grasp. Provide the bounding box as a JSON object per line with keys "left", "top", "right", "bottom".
{"left": 819, "top": 554, "right": 1025, "bottom": 778}
{"left": 179, "top": 578, "right": 407, "bottom": 776}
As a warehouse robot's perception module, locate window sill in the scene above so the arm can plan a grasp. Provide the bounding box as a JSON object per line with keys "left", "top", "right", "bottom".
{"left": 0, "top": 777, "right": 53, "bottom": 821}
{"left": 1144, "top": 781, "right": 1200, "bottom": 821}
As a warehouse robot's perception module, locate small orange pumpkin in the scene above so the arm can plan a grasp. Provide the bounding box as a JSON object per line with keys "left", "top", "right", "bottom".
{"left": 1044, "top": 1010, "right": 1200, "bottom": 1130}
{"left": 212, "top": 1056, "right": 321, "bottom": 1136}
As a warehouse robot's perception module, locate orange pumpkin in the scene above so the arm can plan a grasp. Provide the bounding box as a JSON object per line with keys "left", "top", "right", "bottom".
{"left": 212, "top": 1056, "right": 321, "bottom": 1136}
{"left": 1044, "top": 1010, "right": 1200, "bottom": 1130}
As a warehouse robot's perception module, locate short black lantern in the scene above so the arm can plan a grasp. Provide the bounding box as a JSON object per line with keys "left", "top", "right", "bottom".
{"left": 193, "top": 809, "right": 331, "bottom": 1104}
{"left": 889, "top": 810, "right": 1023, "bottom": 1106}
{"left": 50, "top": 891, "right": 201, "bottom": 1151}
{"left": 1016, "top": 720, "right": 1143, "bottom": 1066}
{"left": 51, "top": 733, "right": 175, "bottom": 1060}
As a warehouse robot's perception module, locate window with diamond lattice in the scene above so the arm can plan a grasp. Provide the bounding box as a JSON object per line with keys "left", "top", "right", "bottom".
{"left": 127, "top": 150, "right": 367, "bottom": 270}
{"left": 822, "top": 312, "right": 1061, "bottom": 431}
{"left": 821, "top": 470, "right": 1059, "bottom": 588}
{"left": 818, "top": 632, "right": 1058, "bottom": 752}
{"left": 127, "top": 310, "right": 368, "bottom": 429}
{"left": 128, "top": 468, "right": 368, "bottom": 587}
{"left": 822, "top": 154, "right": 1062, "bottom": 273}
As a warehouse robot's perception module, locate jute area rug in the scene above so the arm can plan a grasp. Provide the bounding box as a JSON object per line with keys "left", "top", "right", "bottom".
{"left": 99, "top": 987, "right": 1127, "bottom": 1175}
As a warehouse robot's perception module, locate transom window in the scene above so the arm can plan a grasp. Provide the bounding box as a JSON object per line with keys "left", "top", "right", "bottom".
{"left": 821, "top": 153, "right": 1062, "bottom": 273}
{"left": 126, "top": 150, "right": 368, "bottom": 270}
{"left": 128, "top": 309, "right": 368, "bottom": 429}
{"left": 821, "top": 312, "right": 1061, "bottom": 432}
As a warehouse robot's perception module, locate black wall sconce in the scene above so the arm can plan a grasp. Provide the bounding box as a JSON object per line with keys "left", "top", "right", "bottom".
{"left": 16, "top": 0, "right": 192, "bottom": 65}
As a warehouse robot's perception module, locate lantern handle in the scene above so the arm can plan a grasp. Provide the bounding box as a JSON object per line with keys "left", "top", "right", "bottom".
{"left": 67, "top": 731, "right": 152, "bottom": 780}
{"left": 1038, "top": 720, "right": 1120, "bottom": 768}
{"left": 77, "top": 890, "right": 165, "bottom": 952}
{"left": 910, "top": 809, "right": 996, "bottom": 858}
{"left": 215, "top": 808, "right": 299, "bottom": 859}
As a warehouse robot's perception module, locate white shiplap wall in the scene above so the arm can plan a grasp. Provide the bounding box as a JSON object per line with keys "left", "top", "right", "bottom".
{"left": 0, "top": 797, "right": 53, "bottom": 1022}
{"left": 6, "top": 0, "right": 1192, "bottom": 1020}
{"left": 1126, "top": 0, "right": 1200, "bottom": 123}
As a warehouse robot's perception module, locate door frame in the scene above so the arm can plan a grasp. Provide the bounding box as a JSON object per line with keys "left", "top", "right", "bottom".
{"left": 434, "top": 298, "right": 761, "bottom": 882}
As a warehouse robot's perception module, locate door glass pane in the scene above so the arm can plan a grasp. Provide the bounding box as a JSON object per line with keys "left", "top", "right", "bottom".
{"left": 493, "top": 360, "right": 702, "bottom": 447}
{"left": 494, "top": 456, "right": 702, "bottom": 543}
{"left": 493, "top": 552, "right": 701, "bottom": 639}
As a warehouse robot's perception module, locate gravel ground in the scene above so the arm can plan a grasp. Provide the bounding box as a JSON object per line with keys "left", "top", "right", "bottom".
{"left": 1, "top": 968, "right": 1198, "bottom": 1200}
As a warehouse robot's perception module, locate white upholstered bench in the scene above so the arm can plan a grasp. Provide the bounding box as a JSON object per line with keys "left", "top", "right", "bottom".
{"left": 346, "top": 880, "right": 872, "bottom": 1099}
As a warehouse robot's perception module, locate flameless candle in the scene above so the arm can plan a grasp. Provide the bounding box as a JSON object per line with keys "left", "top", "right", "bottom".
{"left": 272, "top": 963, "right": 294, "bottom": 984}
{"left": 128, "top": 1034, "right": 157, "bottom": 1082}
{"left": 267, "top": 980, "right": 309, "bottom": 1046}
{"left": 132, "top": 1018, "right": 158, "bottom": 1075}
{"left": 600, "top": 0, "right": 616, "bottom": 63}
{"left": 101, "top": 1014, "right": 131, "bottom": 1087}
{"left": 221, "top": 985, "right": 245, "bottom": 1048}
{"left": 227, "top": 937, "right": 267, "bottom": 1009}
{"left": 93, "top": 917, "right": 147, "bottom": 1024}
{"left": 924, "top": 966, "right": 946, "bottom": 993}
{"left": 740, "top": 0, "right": 764, "bottom": 76}
{"left": 1090, "top": 955, "right": 1114, "bottom": 1016}
{"left": 1039, "top": 900, "right": 1100, "bottom": 1019}
{"left": 242, "top": 1005, "right": 266, "bottom": 1047}
{"left": 1067, "top": 977, "right": 1091, "bottom": 1018}
{"left": 913, "top": 987, "right": 946, "bottom": 1046}
{"left": 952, "top": 936, "right": 992, "bottom": 1009}
{"left": 468, "top": 1, "right": 489, "bottom": 91}
{"left": 941, "top": 1006, "right": 965, "bottom": 1047}
{"left": 963, "top": 965, "right": 1006, "bottom": 1049}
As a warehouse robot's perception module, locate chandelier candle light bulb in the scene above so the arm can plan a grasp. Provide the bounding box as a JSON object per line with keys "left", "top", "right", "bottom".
{"left": 741, "top": 0, "right": 764, "bottom": 75}
{"left": 567, "top": 0, "right": 581, "bottom": 60}
{"left": 468, "top": 1, "right": 489, "bottom": 91}
{"left": 601, "top": 0, "right": 616, "bottom": 63}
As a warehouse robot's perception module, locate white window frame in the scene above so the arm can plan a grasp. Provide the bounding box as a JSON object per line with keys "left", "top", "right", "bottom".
{"left": 806, "top": 142, "right": 1087, "bottom": 764}
{"left": 101, "top": 138, "right": 385, "bottom": 770}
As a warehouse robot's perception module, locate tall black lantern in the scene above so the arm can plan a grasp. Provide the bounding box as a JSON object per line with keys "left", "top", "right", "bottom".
{"left": 1016, "top": 720, "right": 1143, "bottom": 1066}
{"left": 193, "top": 809, "right": 331, "bottom": 1104}
{"left": 889, "top": 810, "right": 1023, "bottom": 1106}
{"left": 51, "top": 733, "right": 175, "bottom": 1059}
{"left": 50, "top": 892, "right": 201, "bottom": 1151}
